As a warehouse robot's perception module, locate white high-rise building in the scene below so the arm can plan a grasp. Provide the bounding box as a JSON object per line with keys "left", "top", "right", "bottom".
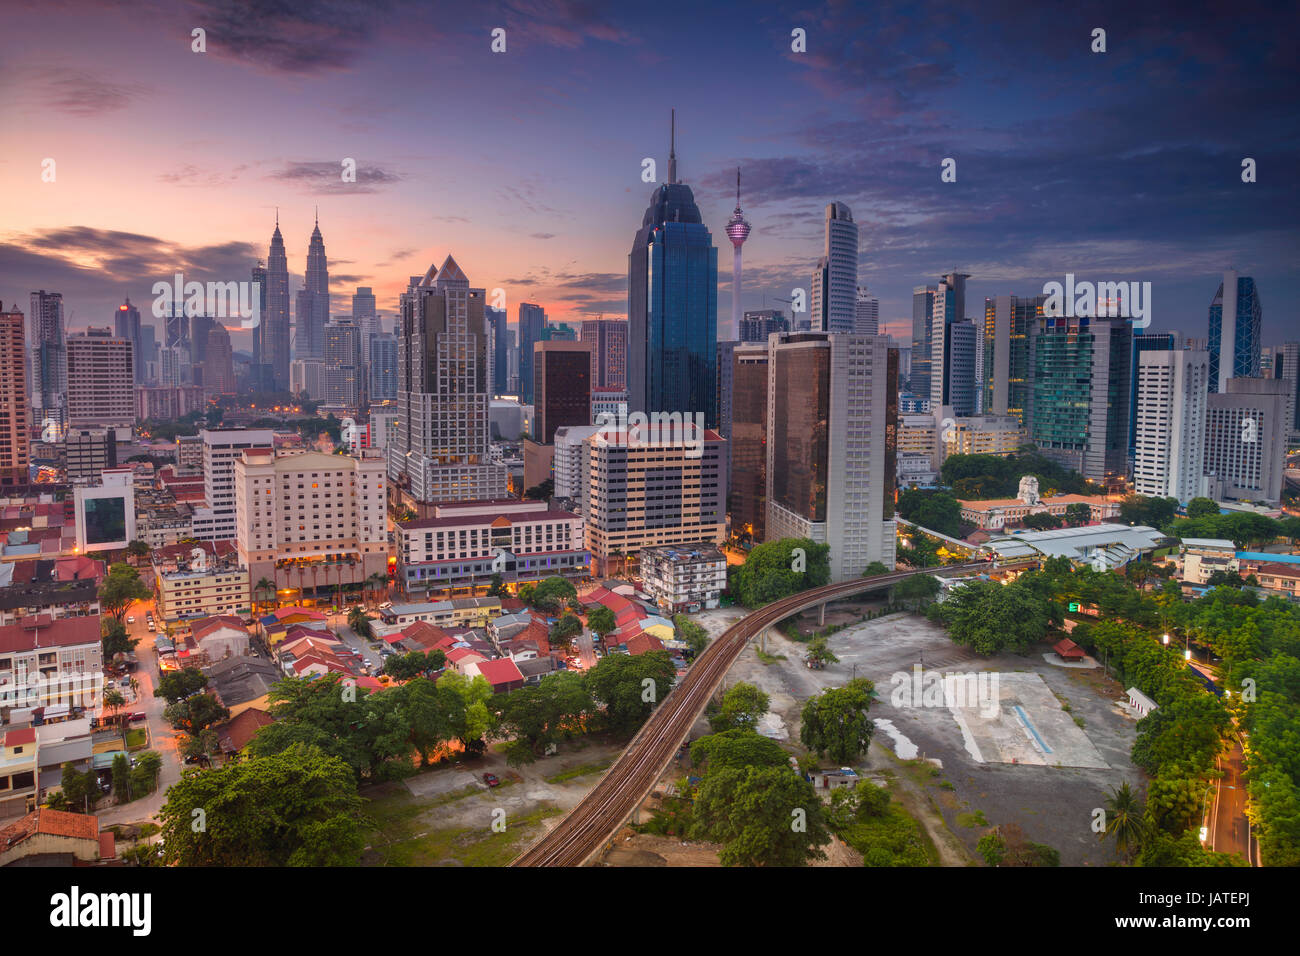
{"left": 810, "top": 203, "right": 858, "bottom": 334}
{"left": 190, "top": 428, "right": 274, "bottom": 541}
{"left": 553, "top": 423, "right": 602, "bottom": 503}
{"left": 1205, "top": 377, "right": 1288, "bottom": 505}
{"left": 1133, "top": 350, "right": 1210, "bottom": 501}
{"left": 855, "top": 285, "right": 879, "bottom": 336}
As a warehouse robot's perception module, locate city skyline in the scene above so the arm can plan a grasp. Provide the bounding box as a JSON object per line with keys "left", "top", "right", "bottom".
{"left": 1, "top": 1, "right": 1296, "bottom": 355}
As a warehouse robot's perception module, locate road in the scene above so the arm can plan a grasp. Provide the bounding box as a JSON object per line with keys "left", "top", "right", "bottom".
{"left": 1208, "top": 739, "right": 1252, "bottom": 862}
{"left": 96, "top": 598, "right": 184, "bottom": 827}
{"left": 512, "top": 559, "right": 1030, "bottom": 866}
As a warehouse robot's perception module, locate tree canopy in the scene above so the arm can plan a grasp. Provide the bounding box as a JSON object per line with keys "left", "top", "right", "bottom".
{"left": 799, "top": 678, "right": 875, "bottom": 765}
{"left": 730, "top": 537, "right": 830, "bottom": 608}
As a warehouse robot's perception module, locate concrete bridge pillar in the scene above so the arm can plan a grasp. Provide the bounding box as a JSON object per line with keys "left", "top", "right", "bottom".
{"left": 818, "top": 602, "right": 826, "bottom": 627}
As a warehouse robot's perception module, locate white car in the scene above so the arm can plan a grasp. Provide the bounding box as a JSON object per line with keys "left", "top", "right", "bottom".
{"left": 127, "top": 616, "right": 135, "bottom": 624}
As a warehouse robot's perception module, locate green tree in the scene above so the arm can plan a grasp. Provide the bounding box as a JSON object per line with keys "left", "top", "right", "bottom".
{"left": 162, "top": 692, "right": 229, "bottom": 738}
{"left": 347, "top": 605, "right": 373, "bottom": 638}
{"left": 691, "top": 765, "right": 831, "bottom": 866}
{"left": 731, "top": 537, "right": 830, "bottom": 608}
{"left": 1021, "top": 511, "right": 1063, "bottom": 531}
{"left": 383, "top": 649, "right": 446, "bottom": 681}
{"left": 103, "top": 688, "right": 126, "bottom": 727}
{"left": 111, "top": 753, "right": 132, "bottom": 801}
{"left": 586, "top": 651, "right": 677, "bottom": 736}
{"left": 486, "top": 573, "right": 506, "bottom": 597}
{"left": 689, "top": 729, "right": 790, "bottom": 770}
{"left": 59, "top": 762, "right": 100, "bottom": 812}
{"left": 1186, "top": 497, "right": 1220, "bottom": 520}
{"left": 99, "top": 563, "right": 151, "bottom": 623}
{"left": 101, "top": 617, "right": 138, "bottom": 661}
{"left": 897, "top": 489, "right": 964, "bottom": 537}
{"left": 158, "top": 743, "right": 365, "bottom": 866}
{"left": 498, "top": 671, "right": 594, "bottom": 754}
{"left": 130, "top": 752, "right": 162, "bottom": 795}
{"left": 587, "top": 605, "right": 617, "bottom": 639}
{"left": 1064, "top": 502, "right": 1092, "bottom": 526}
{"left": 437, "top": 671, "right": 496, "bottom": 747}
{"left": 1100, "top": 782, "right": 1146, "bottom": 860}
{"left": 862, "top": 561, "right": 890, "bottom": 578}
{"left": 927, "top": 579, "right": 1054, "bottom": 655}
{"left": 530, "top": 575, "right": 577, "bottom": 613}
{"left": 799, "top": 678, "right": 875, "bottom": 765}
{"left": 126, "top": 540, "right": 151, "bottom": 561}
{"left": 155, "top": 668, "right": 209, "bottom": 703}
{"left": 551, "top": 613, "right": 583, "bottom": 642}
{"left": 892, "top": 573, "right": 940, "bottom": 611}
{"left": 709, "top": 682, "right": 770, "bottom": 733}
{"left": 805, "top": 635, "right": 839, "bottom": 667}
{"left": 673, "top": 614, "right": 709, "bottom": 653}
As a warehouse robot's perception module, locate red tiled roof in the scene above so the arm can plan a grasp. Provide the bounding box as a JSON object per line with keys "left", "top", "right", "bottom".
{"left": 215, "top": 708, "right": 273, "bottom": 752}
{"left": 0, "top": 614, "right": 101, "bottom": 654}
{"left": 1053, "top": 638, "right": 1086, "bottom": 659}
{"left": 476, "top": 657, "right": 524, "bottom": 688}
{"left": 446, "top": 647, "right": 485, "bottom": 664}
{"left": 192, "top": 615, "right": 249, "bottom": 640}
{"left": 626, "top": 632, "right": 665, "bottom": 656}
{"left": 3, "top": 726, "right": 36, "bottom": 747}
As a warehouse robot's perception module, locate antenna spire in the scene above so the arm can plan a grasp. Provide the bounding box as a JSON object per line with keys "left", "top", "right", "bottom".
{"left": 668, "top": 109, "right": 677, "bottom": 184}
{"left": 736, "top": 166, "right": 741, "bottom": 205}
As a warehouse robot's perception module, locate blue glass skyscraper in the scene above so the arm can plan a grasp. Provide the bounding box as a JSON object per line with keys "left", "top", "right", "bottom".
{"left": 1208, "top": 270, "right": 1262, "bottom": 393}
{"left": 628, "top": 113, "right": 719, "bottom": 426}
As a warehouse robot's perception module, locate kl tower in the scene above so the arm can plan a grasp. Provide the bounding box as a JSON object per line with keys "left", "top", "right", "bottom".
{"left": 725, "top": 167, "right": 751, "bottom": 341}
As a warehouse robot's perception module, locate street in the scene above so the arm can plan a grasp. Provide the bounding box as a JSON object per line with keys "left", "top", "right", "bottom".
{"left": 1209, "top": 740, "right": 1252, "bottom": 862}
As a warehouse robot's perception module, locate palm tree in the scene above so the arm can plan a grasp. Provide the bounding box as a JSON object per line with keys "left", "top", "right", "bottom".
{"left": 367, "top": 571, "right": 388, "bottom": 607}
{"left": 255, "top": 576, "right": 276, "bottom": 616}
{"left": 1101, "top": 782, "right": 1145, "bottom": 859}
{"left": 103, "top": 688, "right": 125, "bottom": 729}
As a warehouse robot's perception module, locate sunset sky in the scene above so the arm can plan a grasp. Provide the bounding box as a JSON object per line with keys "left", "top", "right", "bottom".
{"left": 1, "top": 0, "right": 1296, "bottom": 355}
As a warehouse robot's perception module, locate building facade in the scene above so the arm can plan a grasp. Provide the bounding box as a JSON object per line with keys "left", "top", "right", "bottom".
{"left": 1133, "top": 349, "right": 1210, "bottom": 501}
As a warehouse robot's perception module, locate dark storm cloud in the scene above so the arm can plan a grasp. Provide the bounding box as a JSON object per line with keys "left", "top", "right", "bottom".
{"left": 269, "top": 161, "right": 403, "bottom": 194}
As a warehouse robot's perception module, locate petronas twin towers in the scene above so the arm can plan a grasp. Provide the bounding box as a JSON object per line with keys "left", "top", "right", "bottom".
{"left": 261, "top": 211, "right": 330, "bottom": 391}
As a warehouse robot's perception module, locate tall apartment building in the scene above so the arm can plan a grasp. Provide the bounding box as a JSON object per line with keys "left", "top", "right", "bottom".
{"left": 929, "top": 272, "right": 975, "bottom": 416}
{"left": 553, "top": 424, "right": 602, "bottom": 504}
{"left": 517, "top": 303, "right": 546, "bottom": 405}
{"left": 1204, "top": 377, "right": 1287, "bottom": 505}
{"left": 249, "top": 262, "right": 272, "bottom": 392}
{"left": 136, "top": 385, "right": 205, "bottom": 422}
{"left": 113, "top": 298, "right": 147, "bottom": 385}
{"left": 583, "top": 424, "right": 726, "bottom": 576}
{"left": 766, "top": 333, "right": 897, "bottom": 580}
{"left": 369, "top": 332, "right": 398, "bottom": 401}
{"left": 388, "top": 256, "right": 507, "bottom": 504}
{"left": 578, "top": 318, "right": 628, "bottom": 390}
{"left": 810, "top": 202, "right": 858, "bottom": 334}
{"left": 323, "top": 317, "right": 360, "bottom": 409}
{"left": 1207, "top": 270, "right": 1262, "bottom": 393}
{"left": 1267, "top": 341, "right": 1300, "bottom": 438}
{"left": 204, "top": 324, "right": 235, "bottom": 396}
{"left": 29, "top": 290, "right": 66, "bottom": 428}
{"left": 0, "top": 302, "right": 30, "bottom": 486}
{"left": 351, "top": 287, "right": 378, "bottom": 341}
{"left": 910, "top": 285, "right": 936, "bottom": 401}
{"left": 983, "top": 293, "right": 1045, "bottom": 423}
{"left": 486, "top": 306, "right": 508, "bottom": 396}
{"left": 1133, "top": 350, "right": 1210, "bottom": 501}
{"left": 290, "top": 359, "right": 324, "bottom": 399}
{"left": 1027, "top": 315, "right": 1132, "bottom": 481}
{"left": 729, "top": 343, "right": 769, "bottom": 542}
{"left": 234, "top": 448, "right": 388, "bottom": 598}
{"left": 855, "top": 286, "right": 879, "bottom": 336}
{"left": 534, "top": 341, "right": 594, "bottom": 444}
{"left": 65, "top": 327, "right": 134, "bottom": 431}
{"left": 191, "top": 428, "right": 274, "bottom": 541}
{"left": 739, "top": 310, "right": 787, "bottom": 343}
{"left": 1129, "top": 331, "right": 1180, "bottom": 463}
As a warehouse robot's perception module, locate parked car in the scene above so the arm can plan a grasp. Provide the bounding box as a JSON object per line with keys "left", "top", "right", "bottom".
{"left": 127, "top": 712, "right": 146, "bottom": 723}
{"left": 483, "top": 773, "right": 500, "bottom": 788}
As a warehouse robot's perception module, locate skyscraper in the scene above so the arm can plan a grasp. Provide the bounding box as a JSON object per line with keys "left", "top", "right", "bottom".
{"left": 578, "top": 317, "right": 628, "bottom": 389}
{"left": 0, "top": 302, "right": 30, "bottom": 486}
{"left": 930, "top": 272, "right": 975, "bottom": 415}
{"left": 1205, "top": 377, "right": 1287, "bottom": 505}
{"left": 729, "top": 343, "right": 768, "bottom": 543}
{"left": 295, "top": 214, "right": 330, "bottom": 360}
{"left": 855, "top": 286, "right": 879, "bottom": 336}
{"left": 250, "top": 262, "right": 271, "bottom": 391}
{"left": 486, "top": 306, "right": 508, "bottom": 397}
{"left": 66, "top": 327, "right": 134, "bottom": 430}
{"left": 517, "top": 302, "right": 546, "bottom": 405}
{"left": 1133, "top": 349, "right": 1209, "bottom": 501}
{"left": 1129, "top": 331, "right": 1180, "bottom": 464}
{"left": 324, "top": 317, "right": 360, "bottom": 408}
{"left": 114, "top": 297, "right": 145, "bottom": 385}
{"left": 739, "top": 310, "right": 787, "bottom": 343}
{"left": 1208, "top": 270, "right": 1262, "bottom": 393}
{"left": 910, "top": 285, "right": 936, "bottom": 400}
{"left": 725, "top": 168, "right": 751, "bottom": 342}
{"left": 369, "top": 332, "right": 398, "bottom": 402}
{"left": 204, "top": 325, "right": 235, "bottom": 396}
{"left": 352, "top": 287, "right": 378, "bottom": 340}
{"left": 388, "top": 256, "right": 507, "bottom": 503}
{"left": 766, "top": 332, "right": 897, "bottom": 580}
{"left": 1027, "top": 314, "right": 1132, "bottom": 481}
{"left": 29, "top": 290, "right": 66, "bottom": 426}
{"left": 810, "top": 202, "right": 858, "bottom": 334}
{"left": 265, "top": 216, "right": 291, "bottom": 390}
{"left": 627, "top": 112, "right": 718, "bottom": 426}
{"left": 533, "top": 341, "right": 594, "bottom": 443}
{"left": 1269, "top": 341, "right": 1300, "bottom": 437}
{"left": 983, "top": 293, "right": 1044, "bottom": 423}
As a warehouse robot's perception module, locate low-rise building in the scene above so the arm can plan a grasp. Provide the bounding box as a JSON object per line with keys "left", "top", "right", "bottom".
{"left": 638, "top": 543, "right": 726, "bottom": 614}
{"left": 0, "top": 726, "right": 38, "bottom": 818}
{"left": 153, "top": 543, "right": 251, "bottom": 624}
{"left": 959, "top": 493, "right": 1120, "bottom": 531}
{"left": 0, "top": 616, "right": 103, "bottom": 720}
{"left": 0, "top": 807, "right": 113, "bottom": 863}
{"left": 0, "top": 556, "right": 103, "bottom": 626}
{"left": 1180, "top": 538, "right": 1238, "bottom": 584}
{"left": 397, "top": 498, "right": 587, "bottom": 597}
{"left": 204, "top": 655, "right": 283, "bottom": 717}
{"left": 984, "top": 523, "right": 1165, "bottom": 571}
{"left": 378, "top": 597, "right": 502, "bottom": 630}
